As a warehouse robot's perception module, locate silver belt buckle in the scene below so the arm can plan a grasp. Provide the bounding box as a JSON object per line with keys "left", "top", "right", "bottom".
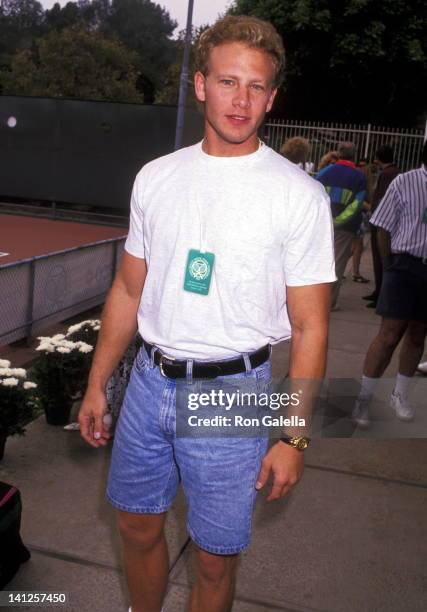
{"left": 159, "top": 354, "right": 175, "bottom": 377}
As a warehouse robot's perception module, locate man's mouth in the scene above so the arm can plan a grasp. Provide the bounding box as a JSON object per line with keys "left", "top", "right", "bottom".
{"left": 226, "top": 115, "right": 250, "bottom": 125}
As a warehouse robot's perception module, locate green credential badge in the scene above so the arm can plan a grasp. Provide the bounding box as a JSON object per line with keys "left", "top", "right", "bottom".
{"left": 184, "top": 249, "right": 215, "bottom": 295}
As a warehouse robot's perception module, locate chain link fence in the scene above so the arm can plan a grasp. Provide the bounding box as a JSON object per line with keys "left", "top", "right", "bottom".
{"left": 0, "top": 237, "right": 126, "bottom": 345}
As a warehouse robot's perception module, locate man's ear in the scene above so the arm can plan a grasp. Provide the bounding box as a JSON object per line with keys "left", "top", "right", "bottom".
{"left": 266, "top": 87, "right": 278, "bottom": 113}
{"left": 194, "top": 71, "right": 206, "bottom": 103}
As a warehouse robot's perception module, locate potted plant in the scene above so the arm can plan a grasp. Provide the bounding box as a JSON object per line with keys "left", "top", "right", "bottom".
{"left": 0, "top": 359, "right": 38, "bottom": 460}
{"left": 66, "top": 319, "right": 100, "bottom": 351}
{"left": 34, "top": 336, "right": 94, "bottom": 425}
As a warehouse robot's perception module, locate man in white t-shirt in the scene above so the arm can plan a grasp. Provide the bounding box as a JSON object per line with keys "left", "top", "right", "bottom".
{"left": 79, "top": 15, "right": 335, "bottom": 612}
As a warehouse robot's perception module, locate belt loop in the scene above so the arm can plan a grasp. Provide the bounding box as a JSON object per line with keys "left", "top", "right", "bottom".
{"left": 150, "top": 346, "right": 157, "bottom": 368}
{"left": 243, "top": 353, "right": 252, "bottom": 373}
{"left": 186, "top": 359, "right": 194, "bottom": 384}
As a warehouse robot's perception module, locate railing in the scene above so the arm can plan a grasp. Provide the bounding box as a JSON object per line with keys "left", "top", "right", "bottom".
{"left": 264, "top": 120, "right": 426, "bottom": 172}
{"left": 0, "top": 236, "right": 126, "bottom": 346}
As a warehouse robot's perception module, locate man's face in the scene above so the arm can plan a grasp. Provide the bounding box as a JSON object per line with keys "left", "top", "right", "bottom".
{"left": 194, "top": 42, "right": 278, "bottom": 153}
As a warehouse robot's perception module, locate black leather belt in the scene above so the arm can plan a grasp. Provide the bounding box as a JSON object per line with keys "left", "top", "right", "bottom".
{"left": 142, "top": 340, "right": 270, "bottom": 379}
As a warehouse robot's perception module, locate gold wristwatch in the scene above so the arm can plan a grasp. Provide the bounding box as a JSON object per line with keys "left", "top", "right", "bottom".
{"left": 280, "top": 436, "right": 310, "bottom": 451}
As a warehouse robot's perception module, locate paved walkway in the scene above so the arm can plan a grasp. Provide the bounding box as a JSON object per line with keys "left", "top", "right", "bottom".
{"left": 1, "top": 249, "right": 427, "bottom": 611}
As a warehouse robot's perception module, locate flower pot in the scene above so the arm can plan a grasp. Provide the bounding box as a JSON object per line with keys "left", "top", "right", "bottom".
{"left": 44, "top": 400, "right": 73, "bottom": 426}
{"left": 0, "top": 432, "right": 7, "bottom": 461}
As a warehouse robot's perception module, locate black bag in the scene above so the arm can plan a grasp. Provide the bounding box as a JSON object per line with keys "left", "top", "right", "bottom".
{"left": 0, "top": 481, "right": 31, "bottom": 589}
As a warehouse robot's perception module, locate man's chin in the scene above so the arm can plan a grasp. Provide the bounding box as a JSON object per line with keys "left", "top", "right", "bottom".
{"left": 217, "top": 129, "right": 258, "bottom": 146}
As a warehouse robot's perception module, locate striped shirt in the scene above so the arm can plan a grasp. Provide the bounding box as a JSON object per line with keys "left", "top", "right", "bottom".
{"left": 370, "top": 165, "right": 427, "bottom": 258}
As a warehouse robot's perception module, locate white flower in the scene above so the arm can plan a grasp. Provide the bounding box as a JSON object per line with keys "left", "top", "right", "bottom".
{"left": 23, "top": 381, "right": 37, "bottom": 390}
{"left": 78, "top": 343, "right": 93, "bottom": 354}
{"left": 56, "top": 347, "right": 71, "bottom": 354}
{"left": 0, "top": 359, "right": 11, "bottom": 368}
{"left": 2, "top": 377, "right": 19, "bottom": 386}
{"left": 11, "top": 368, "right": 26, "bottom": 378}
{"left": 36, "top": 342, "right": 54, "bottom": 352}
{"left": 94, "top": 325, "right": 100, "bottom": 331}
{"left": 66, "top": 323, "right": 82, "bottom": 334}
{"left": 52, "top": 334, "right": 65, "bottom": 341}
{"left": 66, "top": 319, "right": 101, "bottom": 336}
{"left": 51, "top": 339, "right": 77, "bottom": 350}
{"left": 0, "top": 368, "right": 12, "bottom": 376}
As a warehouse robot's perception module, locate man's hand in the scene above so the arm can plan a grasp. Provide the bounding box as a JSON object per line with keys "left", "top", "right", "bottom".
{"left": 255, "top": 441, "right": 304, "bottom": 501}
{"left": 78, "top": 387, "right": 112, "bottom": 448}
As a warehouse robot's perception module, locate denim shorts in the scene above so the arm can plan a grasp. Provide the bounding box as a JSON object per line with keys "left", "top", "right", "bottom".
{"left": 106, "top": 346, "right": 272, "bottom": 555}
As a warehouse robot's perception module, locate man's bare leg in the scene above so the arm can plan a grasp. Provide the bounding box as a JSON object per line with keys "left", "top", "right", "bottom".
{"left": 398, "top": 321, "right": 427, "bottom": 376}
{"left": 117, "top": 511, "right": 168, "bottom": 612}
{"left": 188, "top": 546, "right": 239, "bottom": 612}
{"left": 363, "top": 318, "right": 408, "bottom": 377}
{"left": 352, "top": 236, "right": 363, "bottom": 277}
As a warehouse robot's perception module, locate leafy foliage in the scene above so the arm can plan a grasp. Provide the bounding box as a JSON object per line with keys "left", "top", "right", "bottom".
{"left": 1, "top": 27, "right": 143, "bottom": 102}
{"left": 103, "top": 0, "right": 177, "bottom": 102}
{"left": 229, "top": 0, "right": 427, "bottom": 124}
{"left": 0, "top": 363, "right": 38, "bottom": 437}
{"left": 0, "top": 0, "right": 177, "bottom": 102}
{"left": 154, "top": 25, "right": 208, "bottom": 107}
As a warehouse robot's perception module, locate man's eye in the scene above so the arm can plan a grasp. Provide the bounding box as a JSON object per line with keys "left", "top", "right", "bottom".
{"left": 221, "top": 80, "right": 234, "bottom": 86}
{"left": 251, "top": 84, "right": 264, "bottom": 91}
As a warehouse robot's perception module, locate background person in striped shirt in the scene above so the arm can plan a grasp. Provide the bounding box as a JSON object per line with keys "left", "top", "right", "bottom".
{"left": 352, "top": 140, "right": 427, "bottom": 427}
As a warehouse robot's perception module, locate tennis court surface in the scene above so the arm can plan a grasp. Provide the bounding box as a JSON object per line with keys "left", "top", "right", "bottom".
{"left": 0, "top": 214, "right": 127, "bottom": 266}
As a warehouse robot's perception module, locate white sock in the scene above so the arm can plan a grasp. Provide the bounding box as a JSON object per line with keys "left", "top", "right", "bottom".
{"left": 359, "top": 375, "right": 379, "bottom": 401}
{"left": 394, "top": 373, "right": 412, "bottom": 399}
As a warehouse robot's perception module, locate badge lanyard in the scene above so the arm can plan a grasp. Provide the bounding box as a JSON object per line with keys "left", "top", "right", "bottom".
{"left": 183, "top": 140, "right": 263, "bottom": 295}
{"left": 183, "top": 149, "right": 215, "bottom": 295}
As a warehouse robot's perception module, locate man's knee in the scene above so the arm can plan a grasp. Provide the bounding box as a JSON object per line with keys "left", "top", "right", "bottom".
{"left": 378, "top": 320, "right": 407, "bottom": 350}
{"left": 194, "top": 548, "right": 239, "bottom": 584}
{"left": 117, "top": 510, "right": 166, "bottom": 551}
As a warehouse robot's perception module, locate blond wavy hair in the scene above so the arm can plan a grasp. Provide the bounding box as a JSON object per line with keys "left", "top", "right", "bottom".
{"left": 195, "top": 15, "right": 285, "bottom": 88}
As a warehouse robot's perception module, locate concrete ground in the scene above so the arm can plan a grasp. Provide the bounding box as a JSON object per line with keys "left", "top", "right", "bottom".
{"left": 1, "top": 248, "right": 427, "bottom": 612}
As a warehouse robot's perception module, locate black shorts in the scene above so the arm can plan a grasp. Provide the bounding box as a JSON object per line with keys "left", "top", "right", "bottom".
{"left": 376, "top": 254, "right": 427, "bottom": 323}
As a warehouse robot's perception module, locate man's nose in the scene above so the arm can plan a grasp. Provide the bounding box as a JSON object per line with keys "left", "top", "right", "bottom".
{"left": 233, "top": 86, "right": 250, "bottom": 108}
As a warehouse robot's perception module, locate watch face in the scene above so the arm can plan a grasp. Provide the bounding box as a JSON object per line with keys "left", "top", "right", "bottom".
{"left": 296, "top": 437, "right": 309, "bottom": 450}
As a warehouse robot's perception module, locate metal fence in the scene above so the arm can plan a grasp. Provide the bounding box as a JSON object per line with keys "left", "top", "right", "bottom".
{"left": 0, "top": 236, "right": 126, "bottom": 345}
{"left": 264, "top": 120, "right": 426, "bottom": 172}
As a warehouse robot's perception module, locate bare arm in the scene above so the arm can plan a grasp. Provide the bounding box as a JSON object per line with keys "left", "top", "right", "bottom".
{"left": 78, "top": 252, "right": 147, "bottom": 447}
{"left": 287, "top": 282, "right": 330, "bottom": 384}
{"left": 376, "top": 227, "right": 392, "bottom": 262}
{"left": 256, "top": 282, "right": 331, "bottom": 501}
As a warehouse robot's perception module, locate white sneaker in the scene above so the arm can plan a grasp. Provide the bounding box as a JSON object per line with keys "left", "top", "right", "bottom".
{"left": 390, "top": 391, "right": 414, "bottom": 422}
{"left": 63, "top": 422, "right": 80, "bottom": 431}
{"left": 351, "top": 398, "right": 371, "bottom": 428}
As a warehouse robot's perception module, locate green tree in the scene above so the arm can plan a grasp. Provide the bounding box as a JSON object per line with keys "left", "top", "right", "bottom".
{"left": 44, "top": 0, "right": 110, "bottom": 33}
{"left": 0, "top": 0, "right": 45, "bottom": 71}
{"left": 1, "top": 27, "right": 143, "bottom": 102}
{"left": 230, "top": 0, "right": 427, "bottom": 125}
{"left": 104, "top": 0, "right": 177, "bottom": 102}
{"left": 154, "top": 26, "right": 208, "bottom": 107}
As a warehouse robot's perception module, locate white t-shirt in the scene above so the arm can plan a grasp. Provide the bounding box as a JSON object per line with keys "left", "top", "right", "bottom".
{"left": 125, "top": 141, "right": 336, "bottom": 359}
